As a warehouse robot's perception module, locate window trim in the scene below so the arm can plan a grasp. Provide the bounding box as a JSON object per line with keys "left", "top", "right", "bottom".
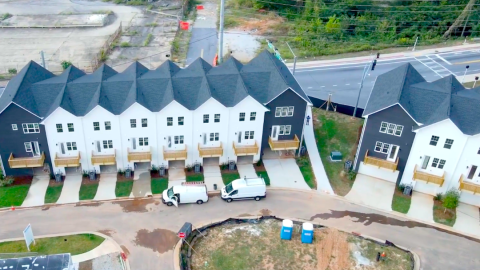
{"left": 203, "top": 114, "right": 209, "bottom": 123}
{"left": 379, "top": 122, "right": 388, "bottom": 133}
{"left": 167, "top": 117, "right": 173, "bottom": 126}
{"left": 374, "top": 142, "right": 383, "bottom": 152}
{"left": 394, "top": 125, "right": 403, "bottom": 136}
{"left": 12, "top": 124, "right": 18, "bottom": 131}
{"left": 178, "top": 117, "right": 184, "bottom": 126}
{"left": 130, "top": 119, "right": 136, "bottom": 128}
{"left": 244, "top": 131, "right": 254, "bottom": 140}
{"left": 93, "top": 122, "right": 100, "bottom": 131}
{"left": 24, "top": 142, "right": 32, "bottom": 152}
{"left": 239, "top": 112, "right": 245, "bottom": 122}
{"left": 444, "top": 139, "right": 454, "bottom": 149}
{"left": 66, "top": 142, "right": 77, "bottom": 151}
{"left": 214, "top": 114, "right": 220, "bottom": 123}
{"left": 103, "top": 140, "right": 113, "bottom": 149}
{"left": 275, "top": 107, "right": 294, "bottom": 117}
{"left": 56, "top": 124, "right": 63, "bottom": 133}
{"left": 431, "top": 158, "right": 439, "bottom": 168}
{"left": 22, "top": 123, "right": 40, "bottom": 134}
{"left": 250, "top": 112, "right": 256, "bottom": 121}
{"left": 438, "top": 159, "right": 446, "bottom": 169}
{"left": 141, "top": 118, "right": 148, "bottom": 128}
{"left": 139, "top": 137, "right": 148, "bottom": 146}
{"left": 105, "top": 121, "right": 111, "bottom": 130}
{"left": 430, "top": 135, "right": 439, "bottom": 146}
{"left": 67, "top": 123, "right": 74, "bottom": 132}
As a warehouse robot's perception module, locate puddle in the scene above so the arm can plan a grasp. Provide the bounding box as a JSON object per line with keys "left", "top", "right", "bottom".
{"left": 97, "top": 229, "right": 115, "bottom": 237}
{"left": 75, "top": 201, "right": 103, "bottom": 207}
{"left": 259, "top": 209, "right": 272, "bottom": 216}
{"left": 134, "top": 228, "right": 178, "bottom": 254}
{"left": 310, "top": 210, "right": 480, "bottom": 243}
{"left": 120, "top": 245, "right": 130, "bottom": 256}
{"left": 112, "top": 198, "right": 156, "bottom": 213}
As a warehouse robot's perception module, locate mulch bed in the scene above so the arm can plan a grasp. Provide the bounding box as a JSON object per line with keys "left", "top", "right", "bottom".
{"left": 8, "top": 175, "right": 33, "bottom": 186}
{"left": 433, "top": 199, "right": 456, "bottom": 224}
{"left": 254, "top": 162, "right": 266, "bottom": 172}
{"left": 150, "top": 170, "right": 168, "bottom": 178}
{"left": 81, "top": 175, "right": 101, "bottom": 185}
{"left": 221, "top": 168, "right": 239, "bottom": 174}
{"left": 48, "top": 179, "right": 64, "bottom": 187}
{"left": 117, "top": 172, "right": 134, "bottom": 182}
{"left": 185, "top": 167, "right": 203, "bottom": 176}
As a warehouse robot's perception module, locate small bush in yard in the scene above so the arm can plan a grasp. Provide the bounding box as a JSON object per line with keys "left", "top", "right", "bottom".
{"left": 256, "top": 159, "right": 262, "bottom": 167}
{"left": 434, "top": 192, "right": 443, "bottom": 201}
{"left": 8, "top": 68, "right": 17, "bottom": 75}
{"left": 61, "top": 61, "right": 72, "bottom": 70}
{"left": 346, "top": 171, "right": 356, "bottom": 180}
{"left": 443, "top": 188, "right": 460, "bottom": 213}
{"left": 0, "top": 177, "right": 14, "bottom": 187}
{"left": 397, "top": 183, "right": 406, "bottom": 192}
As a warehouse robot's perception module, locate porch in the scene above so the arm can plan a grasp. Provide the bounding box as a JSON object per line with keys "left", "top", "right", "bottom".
{"left": 128, "top": 147, "right": 151, "bottom": 162}
{"left": 8, "top": 152, "right": 45, "bottom": 168}
{"left": 413, "top": 165, "right": 445, "bottom": 187}
{"left": 459, "top": 175, "right": 480, "bottom": 195}
{"left": 268, "top": 135, "right": 300, "bottom": 151}
{"left": 91, "top": 150, "right": 116, "bottom": 165}
{"left": 232, "top": 141, "right": 259, "bottom": 156}
{"left": 198, "top": 142, "right": 223, "bottom": 157}
{"left": 54, "top": 152, "right": 80, "bottom": 167}
{"left": 363, "top": 150, "right": 398, "bottom": 171}
{"left": 163, "top": 146, "right": 187, "bottom": 161}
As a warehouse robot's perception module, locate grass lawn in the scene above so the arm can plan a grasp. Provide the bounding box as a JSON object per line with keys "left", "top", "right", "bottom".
{"left": 391, "top": 189, "right": 411, "bottom": 214}
{"left": 222, "top": 172, "right": 240, "bottom": 186}
{"left": 433, "top": 200, "right": 457, "bottom": 227}
{"left": 0, "top": 234, "right": 104, "bottom": 255}
{"left": 79, "top": 184, "right": 99, "bottom": 201}
{"left": 313, "top": 108, "right": 363, "bottom": 196}
{"left": 186, "top": 173, "right": 204, "bottom": 182}
{"left": 115, "top": 180, "right": 133, "bottom": 197}
{"left": 151, "top": 178, "right": 168, "bottom": 194}
{"left": 44, "top": 185, "right": 63, "bottom": 204}
{"left": 0, "top": 185, "right": 30, "bottom": 207}
{"left": 256, "top": 171, "right": 270, "bottom": 186}
{"left": 296, "top": 156, "right": 316, "bottom": 189}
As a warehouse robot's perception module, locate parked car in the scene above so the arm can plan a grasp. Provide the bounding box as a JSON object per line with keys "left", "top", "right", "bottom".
{"left": 221, "top": 177, "right": 266, "bottom": 202}
{"left": 162, "top": 184, "right": 208, "bottom": 207}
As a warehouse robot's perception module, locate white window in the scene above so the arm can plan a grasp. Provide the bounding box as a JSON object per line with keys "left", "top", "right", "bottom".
{"left": 178, "top": 117, "right": 184, "bottom": 126}
{"left": 430, "top": 135, "right": 439, "bottom": 146}
{"left": 275, "top": 107, "right": 282, "bottom": 117}
{"left": 11, "top": 124, "right": 17, "bottom": 131}
{"left": 103, "top": 140, "right": 113, "bottom": 149}
{"left": 167, "top": 117, "right": 173, "bottom": 126}
{"left": 279, "top": 125, "right": 285, "bottom": 135}
{"left": 381, "top": 143, "right": 390, "bottom": 154}
{"left": 66, "top": 142, "right": 77, "bottom": 151}
{"left": 438, "top": 159, "right": 446, "bottom": 169}
{"left": 139, "top": 137, "right": 148, "bottom": 146}
{"left": 209, "top": 133, "right": 219, "bottom": 141}
{"left": 244, "top": 131, "right": 254, "bottom": 139}
{"left": 277, "top": 125, "right": 292, "bottom": 135}
{"left": 214, "top": 114, "right": 220, "bottom": 123}
{"left": 141, "top": 118, "right": 147, "bottom": 127}
{"left": 387, "top": 123, "right": 395, "bottom": 135}
{"left": 374, "top": 142, "right": 383, "bottom": 152}
{"left": 68, "top": 123, "right": 74, "bottom": 132}
{"left": 130, "top": 119, "right": 136, "bottom": 128}
{"left": 281, "top": 107, "right": 288, "bottom": 117}
{"left": 56, "top": 124, "right": 63, "bottom": 133}
{"left": 239, "top": 113, "right": 245, "bottom": 121}
{"left": 174, "top": 135, "right": 184, "bottom": 144}
{"left": 287, "top": 106, "right": 294, "bottom": 116}
{"left": 93, "top": 122, "right": 100, "bottom": 131}
{"left": 444, "top": 139, "right": 454, "bottom": 149}
{"left": 203, "top": 114, "right": 209, "bottom": 123}
{"left": 379, "top": 122, "right": 388, "bottom": 133}
{"left": 431, "top": 158, "right": 439, "bottom": 168}
{"left": 275, "top": 107, "right": 294, "bottom": 117}
{"left": 105, "top": 121, "right": 111, "bottom": 130}
{"left": 250, "top": 112, "right": 256, "bottom": 121}
{"left": 24, "top": 142, "right": 32, "bottom": 152}
{"left": 394, "top": 125, "right": 403, "bottom": 136}
{"left": 22, "top": 123, "right": 40, "bottom": 134}
{"left": 284, "top": 125, "right": 291, "bottom": 135}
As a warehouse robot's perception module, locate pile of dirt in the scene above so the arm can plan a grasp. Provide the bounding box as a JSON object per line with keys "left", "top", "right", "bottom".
{"left": 235, "top": 16, "right": 284, "bottom": 35}
{"left": 316, "top": 228, "right": 352, "bottom": 270}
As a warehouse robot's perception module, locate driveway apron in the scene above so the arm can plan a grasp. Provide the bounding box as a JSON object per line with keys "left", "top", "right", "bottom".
{"left": 21, "top": 175, "right": 50, "bottom": 207}
{"left": 263, "top": 158, "right": 310, "bottom": 190}
{"left": 453, "top": 203, "right": 480, "bottom": 237}
{"left": 203, "top": 165, "right": 224, "bottom": 191}
{"left": 131, "top": 170, "right": 152, "bottom": 198}
{"left": 56, "top": 174, "right": 82, "bottom": 204}
{"left": 345, "top": 174, "right": 395, "bottom": 212}
{"left": 407, "top": 192, "right": 434, "bottom": 223}
{"left": 237, "top": 163, "right": 257, "bottom": 179}
{"left": 93, "top": 173, "right": 117, "bottom": 201}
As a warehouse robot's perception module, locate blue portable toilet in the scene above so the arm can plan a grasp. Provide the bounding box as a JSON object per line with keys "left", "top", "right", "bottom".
{"left": 280, "top": 219, "right": 293, "bottom": 240}
{"left": 301, "top": 223, "right": 314, "bottom": 244}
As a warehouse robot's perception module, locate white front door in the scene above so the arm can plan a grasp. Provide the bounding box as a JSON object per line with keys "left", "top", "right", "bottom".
{"left": 95, "top": 140, "right": 102, "bottom": 153}
{"left": 271, "top": 126, "right": 279, "bottom": 141}
{"left": 387, "top": 145, "right": 399, "bottom": 162}
{"left": 32, "top": 141, "right": 40, "bottom": 157}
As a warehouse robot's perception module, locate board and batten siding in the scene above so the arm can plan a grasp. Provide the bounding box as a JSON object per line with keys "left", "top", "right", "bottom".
{"left": 355, "top": 104, "right": 417, "bottom": 184}
{"left": 261, "top": 89, "right": 307, "bottom": 152}
{"left": 0, "top": 104, "right": 53, "bottom": 176}
{"left": 452, "top": 134, "right": 480, "bottom": 207}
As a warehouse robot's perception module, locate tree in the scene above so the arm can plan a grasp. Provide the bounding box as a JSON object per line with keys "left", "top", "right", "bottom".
{"left": 61, "top": 61, "right": 73, "bottom": 70}
{"left": 7, "top": 68, "right": 17, "bottom": 75}
{"left": 442, "top": 188, "right": 460, "bottom": 213}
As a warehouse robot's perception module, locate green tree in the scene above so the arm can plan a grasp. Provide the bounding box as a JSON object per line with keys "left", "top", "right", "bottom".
{"left": 325, "top": 16, "right": 341, "bottom": 35}
{"left": 61, "top": 61, "right": 73, "bottom": 70}
{"left": 442, "top": 188, "right": 460, "bottom": 213}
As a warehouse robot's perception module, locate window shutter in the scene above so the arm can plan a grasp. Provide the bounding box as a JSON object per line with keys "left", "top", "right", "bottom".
{"left": 168, "top": 136, "right": 172, "bottom": 147}
{"left": 60, "top": 143, "right": 65, "bottom": 154}
{"left": 96, "top": 141, "right": 101, "bottom": 152}
{"left": 421, "top": 156, "right": 430, "bottom": 169}
{"left": 238, "top": 131, "right": 242, "bottom": 143}
{"left": 203, "top": 133, "right": 207, "bottom": 145}
{"left": 132, "top": 138, "right": 137, "bottom": 150}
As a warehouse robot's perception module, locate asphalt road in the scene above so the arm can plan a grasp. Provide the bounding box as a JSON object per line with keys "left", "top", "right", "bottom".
{"left": 1, "top": 190, "right": 479, "bottom": 270}
{"left": 296, "top": 49, "right": 480, "bottom": 108}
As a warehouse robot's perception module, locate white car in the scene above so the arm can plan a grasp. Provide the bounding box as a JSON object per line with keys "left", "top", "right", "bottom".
{"left": 221, "top": 177, "right": 266, "bottom": 203}
{"left": 162, "top": 184, "right": 208, "bottom": 207}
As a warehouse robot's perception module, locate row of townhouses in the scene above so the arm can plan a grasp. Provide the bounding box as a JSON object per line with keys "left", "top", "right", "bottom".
{"left": 354, "top": 63, "right": 480, "bottom": 207}
{"left": 0, "top": 50, "right": 311, "bottom": 177}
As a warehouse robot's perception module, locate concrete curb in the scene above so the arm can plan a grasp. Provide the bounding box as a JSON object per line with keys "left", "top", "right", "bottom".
{"left": 0, "top": 231, "right": 130, "bottom": 270}
{"left": 172, "top": 215, "right": 421, "bottom": 270}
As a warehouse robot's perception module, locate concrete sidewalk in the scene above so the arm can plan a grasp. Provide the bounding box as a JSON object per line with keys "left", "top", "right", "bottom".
{"left": 21, "top": 175, "right": 50, "bottom": 207}
{"left": 304, "top": 106, "right": 334, "bottom": 194}
{"left": 72, "top": 238, "right": 120, "bottom": 263}
{"left": 56, "top": 174, "right": 82, "bottom": 204}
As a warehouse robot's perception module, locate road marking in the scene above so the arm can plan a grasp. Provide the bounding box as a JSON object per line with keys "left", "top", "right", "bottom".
{"left": 308, "top": 87, "right": 312, "bottom": 89}
{"left": 436, "top": 54, "right": 452, "bottom": 65}
{"left": 346, "top": 83, "right": 350, "bottom": 85}
{"left": 453, "top": 59, "right": 480, "bottom": 65}
{"left": 294, "top": 58, "right": 414, "bottom": 72}
{"left": 333, "top": 85, "right": 337, "bottom": 86}
{"left": 321, "top": 86, "right": 325, "bottom": 87}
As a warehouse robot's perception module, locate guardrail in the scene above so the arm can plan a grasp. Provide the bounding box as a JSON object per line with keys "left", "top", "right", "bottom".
{"left": 363, "top": 150, "right": 398, "bottom": 171}
{"left": 413, "top": 165, "right": 444, "bottom": 187}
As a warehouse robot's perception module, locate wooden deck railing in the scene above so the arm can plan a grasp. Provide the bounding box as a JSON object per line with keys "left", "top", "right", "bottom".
{"left": 198, "top": 142, "right": 223, "bottom": 157}
{"left": 91, "top": 150, "right": 116, "bottom": 165}
{"left": 233, "top": 141, "right": 259, "bottom": 156}
{"left": 54, "top": 152, "right": 80, "bottom": 167}
{"left": 268, "top": 135, "right": 300, "bottom": 151}
{"left": 459, "top": 175, "right": 480, "bottom": 195}
{"left": 127, "top": 147, "right": 151, "bottom": 162}
{"left": 413, "top": 164, "right": 445, "bottom": 187}
{"left": 163, "top": 146, "right": 187, "bottom": 160}
{"left": 8, "top": 152, "right": 45, "bottom": 168}
{"left": 363, "top": 150, "right": 398, "bottom": 171}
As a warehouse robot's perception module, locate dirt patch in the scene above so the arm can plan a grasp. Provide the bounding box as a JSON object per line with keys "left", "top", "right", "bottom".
{"left": 79, "top": 260, "right": 93, "bottom": 270}
{"left": 254, "top": 161, "right": 266, "bottom": 172}
{"left": 112, "top": 198, "right": 155, "bottom": 213}
{"left": 433, "top": 199, "right": 456, "bottom": 227}
{"left": 97, "top": 229, "right": 115, "bottom": 237}
{"left": 117, "top": 172, "right": 134, "bottom": 182}
{"left": 9, "top": 175, "right": 33, "bottom": 186}
{"left": 234, "top": 16, "right": 284, "bottom": 35}
{"left": 82, "top": 175, "right": 101, "bottom": 185}
{"left": 134, "top": 228, "right": 178, "bottom": 254}
{"left": 120, "top": 245, "right": 130, "bottom": 256}
{"left": 48, "top": 179, "right": 64, "bottom": 187}
{"left": 237, "top": 213, "right": 253, "bottom": 217}
{"left": 316, "top": 228, "right": 351, "bottom": 270}
{"left": 259, "top": 209, "right": 272, "bottom": 216}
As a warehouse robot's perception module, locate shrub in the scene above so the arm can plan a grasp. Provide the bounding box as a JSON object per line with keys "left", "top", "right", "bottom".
{"left": 61, "top": 61, "right": 72, "bottom": 70}
{"left": 397, "top": 183, "right": 406, "bottom": 192}
{"left": 117, "top": 169, "right": 125, "bottom": 176}
{"left": 256, "top": 159, "right": 262, "bottom": 167}
{"left": 145, "top": 22, "right": 158, "bottom": 27}
{"left": 120, "top": 42, "right": 132, "bottom": 48}
{"left": 0, "top": 177, "right": 14, "bottom": 187}
{"left": 82, "top": 170, "right": 89, "bottom": 177}
{"left": 434, "top": 192, "right": 443, "bottom": 201}
{"left": 347, "top": 171, "right": 357, "bottom": 181}
{"left": 99, "top": 49, "right": 108, "bottom": 62}
{"left": 220, "top": 162, "right": 229, "bottom": 170}
{"left": 8, "top": 68, "right": 17, "bottom": 75}
{"left": 443, "top": 188, "right": 460, "bottom": 212}
{"left": 186, "top": 164, "right": 192, "bottom": 172}
{"left": 151, "top": 165, "right": 159, "bottom": 173}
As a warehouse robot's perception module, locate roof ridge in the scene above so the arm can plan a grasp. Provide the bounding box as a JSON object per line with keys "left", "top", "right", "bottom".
{"left": 264, "top": 51, "right": 290, "bottom": 90}
{"left": 396, "top": 64, "right": 410, "bottom": 101}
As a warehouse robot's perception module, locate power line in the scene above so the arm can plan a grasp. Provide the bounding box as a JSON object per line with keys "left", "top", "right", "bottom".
{"left": 251, "top": 0, "right": 479, "bottom": 7}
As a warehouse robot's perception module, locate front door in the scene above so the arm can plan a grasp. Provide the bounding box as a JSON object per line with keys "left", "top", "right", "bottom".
{"left": 95, "top": 140, "right": 101, "bottom": 153}
{"left": 271, "top": 126, "right": 279, "bottom": 141}
{"left": 467, "top": 165, "right": 478, "bottom": 180}
{"left": 387, "top": 145, "right": 399, "bottom": 162}
{"left": 31, "top": 141, "right": 40, "bottom": 157}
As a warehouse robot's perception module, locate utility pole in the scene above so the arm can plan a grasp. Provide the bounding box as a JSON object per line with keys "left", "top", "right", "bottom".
{"left": 461, "top": 6, "right": 471, "bottom": 39}
{"left": 412, "top": 37, "right": 419, "bottom": 52}
{"left": 218, "top": 0, "right": 225, "bottom": 64}
{"left": 286, "top": 42, "right": 297, "bottom": 75}
{"left": 353, "top": 57, "right": 375, "bottom": 117}
{"left": 40, "top": 51, "right": 46, "bottom": 69}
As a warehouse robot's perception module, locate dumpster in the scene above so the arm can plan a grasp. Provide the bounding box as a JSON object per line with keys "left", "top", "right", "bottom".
{"left": 280, "top": 219, "right": 293, "bottom": 240}
{"left": 301, "top": 223, "right": 314, "bottom": 244}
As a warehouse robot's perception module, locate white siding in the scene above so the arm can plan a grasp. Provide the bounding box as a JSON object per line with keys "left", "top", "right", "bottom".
{"left": 82, "top": 106, "right": 123, "bottom": 172}
{"left": 451, "top": 134, "right": 480, "bottom": 206}
{"left": 119, "top": 103, "right": 157, "bottom": 169}
{"left": 401, "top": 120, "right": 468, "bottom": 195}
{"left": 42, "top": 107, "right": 88, "bottom": 175}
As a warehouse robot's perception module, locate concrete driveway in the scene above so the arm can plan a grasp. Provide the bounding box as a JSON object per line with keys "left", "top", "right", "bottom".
{"left": 203, "top": 158, "right": 223, "bottom": 191}
{"left": 93, "top": 173, "right": 117, "bottom": 201}
{"left": 131, "top": 171, "right": 152, "bottom": 198}
{"left": 21, "top": 175, "right": 50, "bottom": 207}
{"left": 237, "top": 164, "right": 257, "bottom": 179}
{"left": 407, "top": 192, "right": 434, "bottom": 223}
{"left": 56, "top": 174, "right": 82, "bottom": 204}
{"left": 345, "top": 174, "right": 395, "bottom": 212}
{"left": 454, "top": 203, "right": 480, "bottom": 237}
{"left": 263, "top": 158, "right": 310, "bottom": 190}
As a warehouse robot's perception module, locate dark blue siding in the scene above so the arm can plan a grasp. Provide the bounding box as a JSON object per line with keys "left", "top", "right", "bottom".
{"left": 0, "top": 104, "right": 52, "bottom": 176}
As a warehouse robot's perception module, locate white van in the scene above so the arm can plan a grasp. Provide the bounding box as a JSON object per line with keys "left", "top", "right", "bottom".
{"left": 162, "top": 184, "right": 208, "bottom": 207}
{"left": 221, "top": 177, "right": 266, "bottom": 202}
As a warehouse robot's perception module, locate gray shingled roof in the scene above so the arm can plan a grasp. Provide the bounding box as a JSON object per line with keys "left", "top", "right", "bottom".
{"left": 363, "top": 63, "right": 480, "bottom": 135}
{"left": 0, "top": 50, "right": 311, "bottom": 119}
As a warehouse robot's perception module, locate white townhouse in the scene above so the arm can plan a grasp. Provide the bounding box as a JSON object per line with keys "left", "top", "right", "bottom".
{"left": 2, "top": 50, "right": 310, "bottom": 177}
